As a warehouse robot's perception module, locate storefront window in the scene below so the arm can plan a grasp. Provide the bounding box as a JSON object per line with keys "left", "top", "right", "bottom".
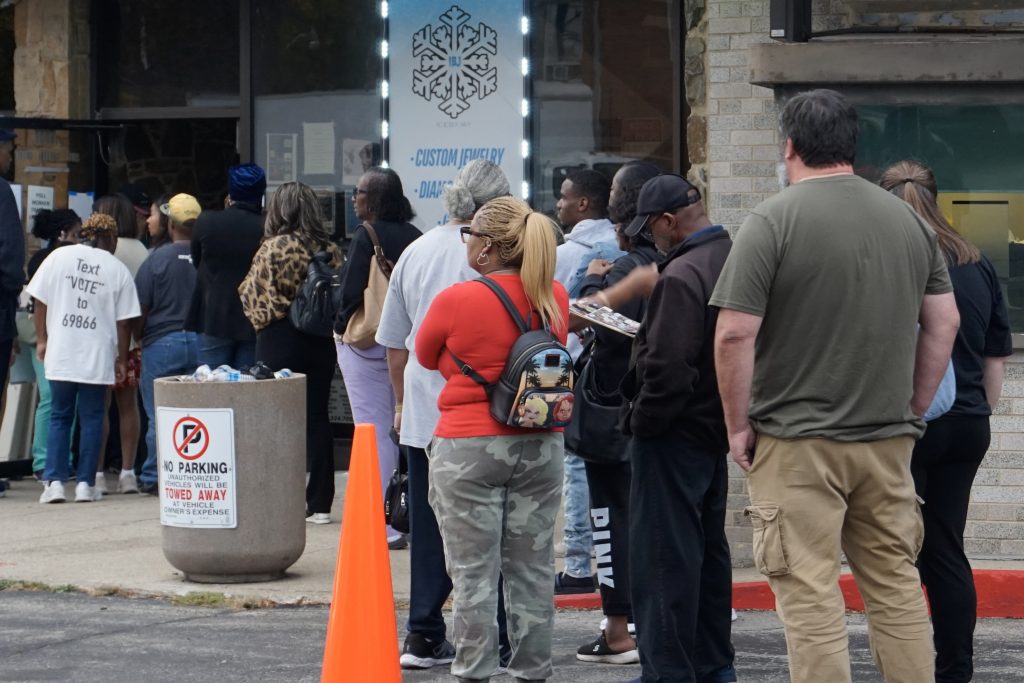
{"left": 94, "top": 0, "right": 240, "bottom": 109}
{"left": 252, "top": 0, "right": 380, "bottom": 239}
{"left": 528, "top": 0, "right": 681, "bottom": 218}
{"left": 856, "top": 104, "right": 1024, "bottom": 332}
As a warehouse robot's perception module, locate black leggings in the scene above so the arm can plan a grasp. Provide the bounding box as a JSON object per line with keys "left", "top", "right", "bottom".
{"left": 911, "top": 415, "right": 991, "bottom": 683}
{"left": 255, "top": 318, "right": 337, "bottom": 514}
{"left": 584, "top": 458, "right": 632, "bottom": 617}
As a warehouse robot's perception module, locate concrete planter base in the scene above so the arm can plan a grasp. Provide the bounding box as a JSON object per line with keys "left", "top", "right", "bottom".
{"left": 155, "top": 375, "right": 307, "bottom": 583}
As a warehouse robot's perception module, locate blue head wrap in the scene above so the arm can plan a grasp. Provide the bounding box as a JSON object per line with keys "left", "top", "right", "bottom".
{"left": 228, "top": 163, "right": 267, "bottom": 205}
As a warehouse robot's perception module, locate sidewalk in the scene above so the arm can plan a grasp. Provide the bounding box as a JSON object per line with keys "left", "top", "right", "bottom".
{"left": 2, "top": 472, "right": 1023, "bottom": 615}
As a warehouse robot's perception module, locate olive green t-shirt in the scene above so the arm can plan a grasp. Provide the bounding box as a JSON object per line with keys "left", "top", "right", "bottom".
{"left": 709, "top": 174, "right": 952, "bottom": 442}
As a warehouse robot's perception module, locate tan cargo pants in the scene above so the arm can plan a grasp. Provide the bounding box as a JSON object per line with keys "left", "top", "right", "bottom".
{"left": 746, "top": 434, "right": 934, "bottom": 683}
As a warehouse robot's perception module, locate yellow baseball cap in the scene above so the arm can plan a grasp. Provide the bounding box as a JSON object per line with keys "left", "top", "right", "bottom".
{"left": 163, "top": 193, "right": 202, "bottom": 225}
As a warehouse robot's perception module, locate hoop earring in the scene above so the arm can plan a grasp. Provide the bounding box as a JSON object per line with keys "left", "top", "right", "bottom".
{"left": 476, "top": 250, "right": 490, "bottom": 266}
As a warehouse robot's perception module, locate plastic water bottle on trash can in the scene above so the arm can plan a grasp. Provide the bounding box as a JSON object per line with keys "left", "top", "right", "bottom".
{"left": 273, "top": 369, "right": 293, "bottom": 379}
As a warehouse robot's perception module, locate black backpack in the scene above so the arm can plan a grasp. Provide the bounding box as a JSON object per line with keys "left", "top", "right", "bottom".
{"left": 289, "top": 250, "right": 342, "bottom": 338}
{"left": 449, "top": 277, "right": 575, "bottom": 429}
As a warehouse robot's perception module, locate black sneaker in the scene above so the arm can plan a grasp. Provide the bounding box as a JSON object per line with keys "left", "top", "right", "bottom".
{"left": 138, "top": 482, "right": 159, "bottom": 496}
{"left": 399, "top": 632, "right": 456, "bottom": 669}
{"left": 554, "top": 571, "right": 595, "bottom": 595}
{"left": 576, "top": 631, "right": 639, "bottom": 665}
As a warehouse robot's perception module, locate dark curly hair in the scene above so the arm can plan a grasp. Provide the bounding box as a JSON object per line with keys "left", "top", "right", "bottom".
{"left": 363, "top": 167, "right": 415, "bottom": 223}
{"left": 610, "top": 161, "right": 660, "bottom": 247}
{"left": 32, "top": 208, "right": 81, "bottom": 241}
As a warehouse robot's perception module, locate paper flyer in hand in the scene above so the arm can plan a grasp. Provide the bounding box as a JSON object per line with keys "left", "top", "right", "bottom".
{"left": 569, "top": 300, "right": 641, "bottom": 338}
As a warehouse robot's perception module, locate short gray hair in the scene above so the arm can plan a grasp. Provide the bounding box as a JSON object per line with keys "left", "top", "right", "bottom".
{"left": 442, "top": 159, "right": 511, "bottom": 221}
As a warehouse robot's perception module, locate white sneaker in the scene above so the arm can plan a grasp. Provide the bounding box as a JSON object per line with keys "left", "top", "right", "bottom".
{"left": 306, "top": 512, "right": 331, "bottom": 525}
{"left": 39, "top": 481, "right": 66, "bottom": 504}
{"left": 94, "top": 473, "right": 108, "bottom": 495}
{"left": 75, "top": 481, "right": 102, "bottom": 502}
{"left": 118, "top": 470, "right": 139, "bottom": 494}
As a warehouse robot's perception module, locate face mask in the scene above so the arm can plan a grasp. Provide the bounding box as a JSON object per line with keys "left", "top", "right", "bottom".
{"left": 776, "top": 162, "right": 789, "bottom": 190}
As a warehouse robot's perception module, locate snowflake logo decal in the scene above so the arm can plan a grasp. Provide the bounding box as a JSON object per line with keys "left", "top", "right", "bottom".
{"left": 412, "top": 5, "right": 498, "bottom": 120}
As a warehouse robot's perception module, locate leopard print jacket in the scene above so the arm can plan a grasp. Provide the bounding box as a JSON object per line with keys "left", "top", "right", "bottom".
{"left": 239, "top": 233, "right": 343, "bottom": 332}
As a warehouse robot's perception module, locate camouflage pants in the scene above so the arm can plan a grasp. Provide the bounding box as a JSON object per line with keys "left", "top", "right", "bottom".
{"left": 428, "top": 434, "right": 564, "bottom": 682}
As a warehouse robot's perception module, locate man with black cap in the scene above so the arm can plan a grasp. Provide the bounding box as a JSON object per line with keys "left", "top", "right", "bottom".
{"left": 0, "top": 129, "right": 24, "bottom": 397}
{"left": 619, "top": 174, "right": 736, "bottom": 683}
{"left": 186, "top": 163, "right": 266, "bottom": 369}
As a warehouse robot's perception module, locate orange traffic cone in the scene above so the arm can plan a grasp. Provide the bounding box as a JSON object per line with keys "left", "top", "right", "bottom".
{"left": 321, "top": 423, "right": 401, "bottom": 682}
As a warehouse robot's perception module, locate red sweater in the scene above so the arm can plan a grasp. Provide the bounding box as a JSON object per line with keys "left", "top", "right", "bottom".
{"left": 416, "top": 274, "right": 570, "bottom": 438}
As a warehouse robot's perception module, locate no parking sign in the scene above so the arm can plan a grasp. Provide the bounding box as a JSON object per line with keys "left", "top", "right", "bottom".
{"left": 157, "top": 407, "right": 237, "bottom": 529}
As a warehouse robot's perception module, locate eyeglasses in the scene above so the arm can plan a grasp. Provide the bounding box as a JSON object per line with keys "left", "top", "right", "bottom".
{"left": 459, "top": 226, "right": 490, "bottom": 243}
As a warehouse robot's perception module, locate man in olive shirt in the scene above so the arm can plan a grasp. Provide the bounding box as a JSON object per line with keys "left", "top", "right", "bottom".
{"left": 711, "top": 90, "right": 960, "bottom": 683}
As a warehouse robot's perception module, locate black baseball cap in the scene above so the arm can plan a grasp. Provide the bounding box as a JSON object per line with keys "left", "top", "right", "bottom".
{"left": 624, "top": 173, "right": 702, "bottom": 237}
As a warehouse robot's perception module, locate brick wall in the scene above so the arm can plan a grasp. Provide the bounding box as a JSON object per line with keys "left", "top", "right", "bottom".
{"left": 703, "top": 0, "right": 1024, "bottom": 567}
{"left": 967, "top": 353, "right": 1024, "bottom": 559}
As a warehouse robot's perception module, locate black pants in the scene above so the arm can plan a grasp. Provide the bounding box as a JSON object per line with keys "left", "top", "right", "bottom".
{"left": 255, "top": 318, "right": 337, "bottom": 514}
{"left": 912, "top": 416, "right": 990, "bottom": 683}
{"left": 629, "top": 433, "right": 734, "bottom": 683}
{"left": 407, "top": 445, "right": 454, "bottom": 641}
{"left": 585, "top": 458, "right": 632, "bottom": 617}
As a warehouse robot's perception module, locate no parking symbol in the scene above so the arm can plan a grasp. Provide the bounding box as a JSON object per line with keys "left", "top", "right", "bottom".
{"left": 173, "top": 416, "right": 210, "bottom": 460}
{"left": 157, "top": 407, "right": 237, "bottom": 529}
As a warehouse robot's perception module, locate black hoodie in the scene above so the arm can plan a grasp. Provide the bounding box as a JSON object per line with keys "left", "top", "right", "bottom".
{"left": 620, "top": 227, "right": 731, "bottom": 450}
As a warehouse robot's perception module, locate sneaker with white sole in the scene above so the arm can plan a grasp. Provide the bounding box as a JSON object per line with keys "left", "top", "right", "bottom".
{"left": 39, "top": 481, "right": 66, "bottom": 504}
{"left": 94, "top": 473, "right": 108, "bottom": 495}
{"left": 75, "top": 481, "right": 102, "bottom": 502}
{"left": 306, "top": 512, "right": 331, "bottom": 524}
{"left": 575, "top": 631, "right": 640, "bottom": 664}
{"left": 399, "top": 632, "right": 456, "bottom": 669}
{"left": 118, "top": 470, "right": 139, "bottom": 494}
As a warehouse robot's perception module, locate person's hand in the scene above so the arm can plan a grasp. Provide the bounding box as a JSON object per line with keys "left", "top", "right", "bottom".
{"left": 36, "top": 339, "right": 46, "bottom": 363}
{"left": 629, "top": 263, "right": 659, "bottom": 296}
{"left": 393, "top": 409, "right": 402, "bottom": 435}
{"left": 586, "top": 258, "right": 613, "bottom": 277}
{"left": 115, "top": 358, "right": 127, "bottom": 385}
{"left": 728, "top": 424, "right": 757, "bottom": 473}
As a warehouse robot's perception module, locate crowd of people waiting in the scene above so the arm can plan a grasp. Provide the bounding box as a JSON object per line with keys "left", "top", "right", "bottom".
{"left": 0, "top": 87, "right": 1009, "bottom": 683}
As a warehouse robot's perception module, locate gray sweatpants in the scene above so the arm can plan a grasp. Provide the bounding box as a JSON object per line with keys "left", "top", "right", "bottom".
{"left": 429, "top": 434, "right": 564, "bottom": 682}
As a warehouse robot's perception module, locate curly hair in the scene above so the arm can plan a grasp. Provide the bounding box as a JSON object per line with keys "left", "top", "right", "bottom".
{"left": 442, "top": 159, "right": 510, "bottom": 221}
{"left": 80, "top": 212, "right": 118, "bottom": 240}
{"left": 31, "top": 208, "right": 81, "bottom": 241}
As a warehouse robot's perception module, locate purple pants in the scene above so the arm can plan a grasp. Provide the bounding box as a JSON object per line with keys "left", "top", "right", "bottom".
{"left": 336, "top": 341, "right": 401, "bottom": 538}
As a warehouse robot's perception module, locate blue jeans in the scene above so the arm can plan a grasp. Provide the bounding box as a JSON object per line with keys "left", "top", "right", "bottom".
{"left": 45, "top": 381, "right": 106, "bottom": 486}
{"left": 140, "top": 331, "right": 199, "bottom": 486}
{"left": 31, "top": 351, "right": 73, "bottom": 474}
{"left": 562, "top": 450, "right": 593, "bottom": 577}
{"left": 197, "top": 333, "right": 255, "bottom": 369}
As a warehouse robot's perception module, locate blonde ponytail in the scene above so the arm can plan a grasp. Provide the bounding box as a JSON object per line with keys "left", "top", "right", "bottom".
{"left": 474, "top": 197, "right": 564, "bottom": 329}
{"left": 519, "top": 212, "right": 563, "bottom": 329}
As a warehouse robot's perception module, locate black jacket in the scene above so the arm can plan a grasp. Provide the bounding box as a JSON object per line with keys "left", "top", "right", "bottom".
{"left": 186, "top": 202, "right": 264, "bottom": 341}
{"left": 578, "top": 245, "right": 660, "bottom": 396}
{"left": 335, "top": 220, "right": 421, "bottom": 333}
{"left": 0, "top": 178, "right": 25, "bottom": 342}
{"left": 620, "top": 228, "right": 731, "bottom": 449}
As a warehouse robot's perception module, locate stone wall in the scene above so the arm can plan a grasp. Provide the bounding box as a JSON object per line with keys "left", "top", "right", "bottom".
{"left": 701, "top": 0, "right": 1024, "bottom": 566}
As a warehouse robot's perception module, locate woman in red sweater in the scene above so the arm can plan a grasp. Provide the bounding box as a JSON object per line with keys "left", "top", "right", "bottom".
{"left": 416, "top": 196, "right": 569, "bottom": 682}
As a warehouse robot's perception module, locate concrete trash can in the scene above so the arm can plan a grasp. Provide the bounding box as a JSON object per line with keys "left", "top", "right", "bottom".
{"left": 155, "top": 375, "right": 307, "bottom": 583}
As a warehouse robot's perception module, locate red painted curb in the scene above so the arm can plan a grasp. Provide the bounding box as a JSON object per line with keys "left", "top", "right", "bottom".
{"left": 555, "top": 570, "right": 1024, "bottom": 618}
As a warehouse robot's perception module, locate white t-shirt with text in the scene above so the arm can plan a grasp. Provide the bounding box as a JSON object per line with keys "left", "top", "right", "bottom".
{"left": 26, "top": 244, "right": 141, "bottom": 385}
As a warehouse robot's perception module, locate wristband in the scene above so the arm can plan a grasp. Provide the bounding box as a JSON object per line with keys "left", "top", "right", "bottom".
{"left": 394, "top": 403, "right": 403, "bottom": 413}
